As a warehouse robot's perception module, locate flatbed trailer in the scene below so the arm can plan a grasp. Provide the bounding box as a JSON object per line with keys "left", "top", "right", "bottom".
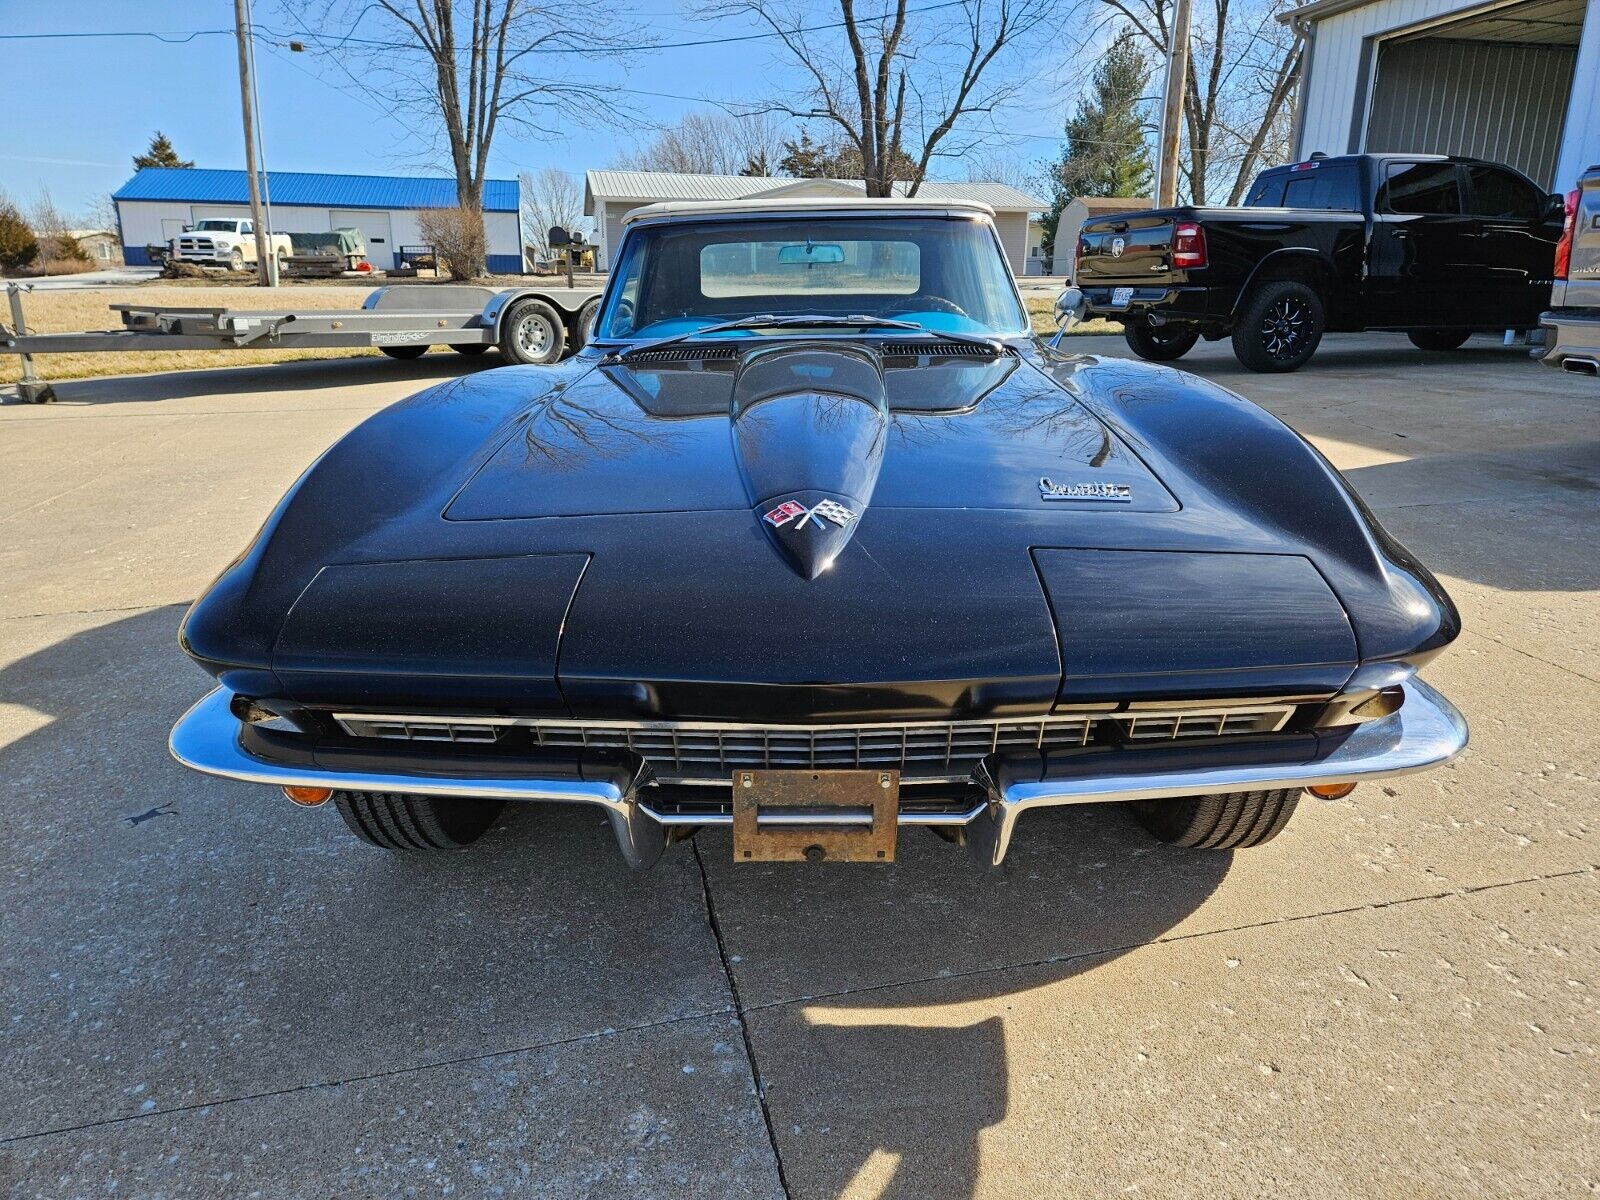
{"left": 2, "top": 283, "right": 603, "bottom": 403}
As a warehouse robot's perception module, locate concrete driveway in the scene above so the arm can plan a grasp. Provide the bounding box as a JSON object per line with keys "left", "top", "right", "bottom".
{"left": 1, "top": 335, "right": 1594, "bottom": 1198}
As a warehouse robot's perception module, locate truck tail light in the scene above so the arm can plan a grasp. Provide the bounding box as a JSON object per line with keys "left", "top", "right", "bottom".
{"left": 1554, "top": 188, "right": 1579, "bottom": 280}
{"left": 1172, "top": 221, "right": 1207, "bottom": 270}
{"left": 1075, "top": 236, "right": 1089, "bottom": 278}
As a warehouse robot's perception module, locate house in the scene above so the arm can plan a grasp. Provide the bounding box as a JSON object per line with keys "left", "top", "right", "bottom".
{"left": 112, "top": 168, "right": 525, "bottom": 272}
{"left": 1054, "top": 197, "right": 1154, "bottom": 277}
{"left": 66, "top": 230, "right": 122, "bottom": 265}
{"left": 1284, "top": 0, "right": 1599, "bottom": 190}
{"left": 583, "top": 171, "right": 1049, "bottom": 275}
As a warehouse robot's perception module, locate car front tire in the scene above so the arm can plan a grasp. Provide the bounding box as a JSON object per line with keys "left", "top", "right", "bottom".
{"left": 334, "top": 791, "right": 505, "bottom": 850}
{"left": 1128, "top": 788, "right": 1302, "bottom": 849}
{"left": 1232, "top": 281, "right": 1324, "bottom": 373}
{"left": 1123, "top": 319, "right": 1199, "bottom": 362}
{"left": 498, "top": 297, "right": 567, "bottom": 365}
{"left": 1408, "top": 329, "right": 1472, "bottom": 352}
{"left": 229, "top": 249, "right": 245, "bottom": 271}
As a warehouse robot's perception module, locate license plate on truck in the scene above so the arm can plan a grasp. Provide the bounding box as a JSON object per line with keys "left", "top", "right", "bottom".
{"left": 1111, "top": 287, "right": 1135, "bottom": 308}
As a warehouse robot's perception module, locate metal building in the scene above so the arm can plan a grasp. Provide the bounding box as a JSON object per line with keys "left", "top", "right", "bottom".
{"left": 1286, "top": 0, "right": 1600, "bottom": 190}
{"left": 113, "top": 168, "right": 525, "bottom": 273}
{"left": 583, "top": 172, "right": 1048, "bottom": 275}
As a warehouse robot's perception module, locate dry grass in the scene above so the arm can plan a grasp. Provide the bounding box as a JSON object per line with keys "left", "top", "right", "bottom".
{"left": 3, "top": 286, "right": 389, "bottom": 384}
{"left": 1024, "top": 294, "right": 1120, "bottom": 338}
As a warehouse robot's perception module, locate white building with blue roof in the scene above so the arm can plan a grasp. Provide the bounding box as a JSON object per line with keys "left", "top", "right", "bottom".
{"left": 113, "top": 168, "right": 524, "bottom": 273}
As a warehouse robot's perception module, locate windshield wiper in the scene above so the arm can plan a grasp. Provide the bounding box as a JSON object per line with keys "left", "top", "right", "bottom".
{"left": 603, "top": 314, "right": 1002, "bottom": 364}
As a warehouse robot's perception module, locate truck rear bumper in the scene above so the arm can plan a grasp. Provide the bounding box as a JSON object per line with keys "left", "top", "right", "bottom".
{"left": 1538, "top": 310, "right": 1600, "bottom": 375}
{"left": 1079, "top": 285, "right": 1222, "bottom": 326}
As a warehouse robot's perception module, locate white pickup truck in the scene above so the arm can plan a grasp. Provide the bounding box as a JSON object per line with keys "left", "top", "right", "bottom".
{"left": 172, "top": 218, "right": 292, "bottom": 271}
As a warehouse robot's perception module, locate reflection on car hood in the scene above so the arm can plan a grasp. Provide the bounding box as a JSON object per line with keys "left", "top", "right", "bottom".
{"left": 444, "top": 345, "right": 1176, "bottom": 520}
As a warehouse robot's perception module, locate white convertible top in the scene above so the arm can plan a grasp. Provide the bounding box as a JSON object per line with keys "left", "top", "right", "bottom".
{"left": 621, "top": 197, "right": 998, "bottom": 225}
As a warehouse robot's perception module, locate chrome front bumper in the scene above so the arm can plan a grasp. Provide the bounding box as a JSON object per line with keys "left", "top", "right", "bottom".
{"left": 169, "top": 680, "right": 1468, "bottom": 868}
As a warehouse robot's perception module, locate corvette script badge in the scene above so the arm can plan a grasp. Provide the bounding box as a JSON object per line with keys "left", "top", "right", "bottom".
{"left": 764, "top": 499, "right": 858, "bottom": 530}
{"left": 1039, "top": 477, "right": 1132, "bottom": 503}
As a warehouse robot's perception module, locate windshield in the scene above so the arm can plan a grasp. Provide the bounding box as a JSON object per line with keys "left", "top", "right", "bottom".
{"left": 195, "top": 220, "right": 240, "bottom": 231}
{"left": 596, "top": 216, "right": 1029, "bottom": 340}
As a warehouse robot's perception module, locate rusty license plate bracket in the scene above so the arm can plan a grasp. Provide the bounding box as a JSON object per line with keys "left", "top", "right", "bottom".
{"left": 732, "top": 769, "right": 899, "bottom": 863}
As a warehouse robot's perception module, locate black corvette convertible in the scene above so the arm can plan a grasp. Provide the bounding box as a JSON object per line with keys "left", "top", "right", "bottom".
{"left": 170, "top": 198, "right": 1467, "bottom": 869}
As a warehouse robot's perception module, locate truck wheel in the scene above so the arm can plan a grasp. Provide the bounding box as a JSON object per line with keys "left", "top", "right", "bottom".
{"left": 1232, "top": 281, "right": 1323, "bottom": 372}
{"left": 333, "top": 791, "right": 504, "bottom": 851}
{"left": 574, "top": 296, "right": 603, "bottom": 349}
{"left": 379, "top": 345, "right": 428, "bottom": 360}
{"left": 1123, "top": 319, "right": 1199, "bottom": 362}
{"left": 498, "top": 297, "right": 566, "bottom": 365}
{"left": 1129, "top": 788, "right": 1302, "bottom": 849}
{"left": 1408, "top": 330, "right": 1472, "bottom": 352}
{"left": 230, "top": 248, "right": 245, "bottom": 271}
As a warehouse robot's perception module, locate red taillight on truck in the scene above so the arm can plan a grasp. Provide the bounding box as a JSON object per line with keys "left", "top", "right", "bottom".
{"left": 1172, "top": 221, "right": 1207, "bottom": 269}
{"left": 1075, "top": 236, "right": 1090, "bottom": 277}
{"left": 1554, "top": 188, "right": 1579, "bottom": 280}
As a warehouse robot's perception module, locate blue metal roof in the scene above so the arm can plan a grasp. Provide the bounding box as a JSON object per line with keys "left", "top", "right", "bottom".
{"left": 113, "top": 167, "right": 519, "bottom": 212}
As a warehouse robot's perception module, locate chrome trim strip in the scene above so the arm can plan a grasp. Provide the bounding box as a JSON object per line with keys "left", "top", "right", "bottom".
{"left": 965, "top": 679, "right": 1468, "bottom": 866}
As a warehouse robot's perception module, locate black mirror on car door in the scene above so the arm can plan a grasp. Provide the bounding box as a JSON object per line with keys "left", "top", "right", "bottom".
{"left": 1546, "top": 193, "right": 1568, "bottom": 221}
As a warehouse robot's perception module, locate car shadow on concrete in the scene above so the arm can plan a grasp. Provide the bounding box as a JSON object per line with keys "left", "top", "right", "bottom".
{"left": 2, "top": 352, "right": 504, "bottom": 407}
{"left": 689, "top": 803, "right": 1234, "bottom": 1200}
{"left": 2, "top": 607, "right": 1231, "bottom": 1198}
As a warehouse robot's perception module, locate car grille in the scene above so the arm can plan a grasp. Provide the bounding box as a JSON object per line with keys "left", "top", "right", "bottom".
{"left": 177, "top": 237, "right": 216, "bottom": 253}
{"left": 333, "top": 705, "right": 1294, "bottom": 782}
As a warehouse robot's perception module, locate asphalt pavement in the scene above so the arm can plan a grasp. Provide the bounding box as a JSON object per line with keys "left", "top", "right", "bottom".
{"left": 0, "top": 334, "right": 1594, "bottom": 1198}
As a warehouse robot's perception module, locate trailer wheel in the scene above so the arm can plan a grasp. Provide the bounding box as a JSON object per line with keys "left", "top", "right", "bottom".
{"left": 379, "top": 345, "right": 428, "bottom": 360}
{"left": 450, "top": 343, "right": 491, "bottom": 356}
{"left": 574, "top": 296, "right": 603, "bottom": 349}
{"left": 498, "top": 297, "right": 566, "bottom": 365}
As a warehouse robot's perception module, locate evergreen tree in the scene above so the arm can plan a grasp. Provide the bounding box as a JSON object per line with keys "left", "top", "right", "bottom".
{"left": 133, "top": 131, "right": 194, "bottom": 170}
{"left": 1041, "top": 31, "right": 1152, "bottom": 257}
{"left": 0, "top": 196, "right": 39, "bottom": 274}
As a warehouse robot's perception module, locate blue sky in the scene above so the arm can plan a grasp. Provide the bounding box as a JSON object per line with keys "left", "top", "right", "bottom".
{"left": 0, "top": 0, "right": 1073, "bottom": 220}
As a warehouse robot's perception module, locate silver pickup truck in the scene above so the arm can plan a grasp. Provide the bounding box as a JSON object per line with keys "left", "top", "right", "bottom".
{"left": 1540, "top": 165, "right": 1600, "bottom": 376}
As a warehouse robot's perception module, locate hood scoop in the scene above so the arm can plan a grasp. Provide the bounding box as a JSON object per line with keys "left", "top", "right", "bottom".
{"left": 732, "top": 343, "right": 888, "bottom": 579}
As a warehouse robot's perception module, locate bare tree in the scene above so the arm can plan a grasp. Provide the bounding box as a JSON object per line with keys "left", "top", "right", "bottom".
{"left": 1086, "top": 0, "right": 1302, "bottom": 204}
{"left": 520, "top": 167, "right": 586, "bottom": 257}
{"left": 290, "top": 1, "right": 637, "bottom": 207}
{"left": 710, "top": 0, "right": 1055, "bottom": 196}
{"left": 613, "top": 110, "right": 791, "bottom": 176}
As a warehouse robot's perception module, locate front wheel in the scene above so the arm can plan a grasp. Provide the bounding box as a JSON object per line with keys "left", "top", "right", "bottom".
{"left": 229, "top": 248, "right": 245, "bottom": 272}
{"left": 498, "top": 297, "right": 567, "bottom": 365}
{"left": 1123, "top": 319, "right": 1199, "bottom": 362}
{"left": 334, "top": 791, "right": 505, "bottom": 850}
{"left": 1232, "top": 281, "right": 1324, "bottom": 372}
{"left": 1408, "top": 329, "right": 1472, "bottom": 352}
{"left": 1128, "top": 788, "right": 1302, "bottom": 849}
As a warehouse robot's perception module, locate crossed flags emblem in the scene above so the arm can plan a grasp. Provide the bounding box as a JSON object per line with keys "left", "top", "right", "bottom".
{"left": 762, "top": 498, "right": 858, "bottom": 530}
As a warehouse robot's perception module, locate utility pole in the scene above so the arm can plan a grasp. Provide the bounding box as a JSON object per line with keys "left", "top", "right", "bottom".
{"left": 233, "top": 0, "right": 273, "bottom": 286}
{"left": 1156, "top": 0, "right": 1194, "bottom": 207}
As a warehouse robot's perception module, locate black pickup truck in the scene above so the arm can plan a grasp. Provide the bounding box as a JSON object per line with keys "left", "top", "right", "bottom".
{"left": 1072, "top": 153, "right": 1566, "bottom": 372}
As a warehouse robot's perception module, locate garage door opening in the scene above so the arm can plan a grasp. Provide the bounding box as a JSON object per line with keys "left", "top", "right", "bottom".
{"left": 1361, "top": 0, "right": 1585, "bottom": 186}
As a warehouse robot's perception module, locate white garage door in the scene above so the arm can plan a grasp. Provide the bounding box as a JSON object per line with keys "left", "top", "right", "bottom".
{"left": 330, "top": 209, "right": 394, "bottom": 268}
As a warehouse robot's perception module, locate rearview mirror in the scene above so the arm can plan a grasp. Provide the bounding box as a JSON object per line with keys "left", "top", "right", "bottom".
{"left": 1547, "top": 193, "right": 1568, "bottom": 221}
{"left": 778, "top": 243, "right": 845, "bottom": 265}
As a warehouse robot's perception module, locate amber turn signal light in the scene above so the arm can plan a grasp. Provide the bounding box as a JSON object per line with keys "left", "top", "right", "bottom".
{"left": 1308, "top": 782, "right": 1357, "bottom": 800}
{"left": 282, "top": 786, "right": 333, "bottom": 807}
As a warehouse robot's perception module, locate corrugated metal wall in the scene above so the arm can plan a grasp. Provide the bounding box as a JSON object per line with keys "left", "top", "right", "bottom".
{"left": 1365, "top": 39, "right": 1578, "bottom": 184}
